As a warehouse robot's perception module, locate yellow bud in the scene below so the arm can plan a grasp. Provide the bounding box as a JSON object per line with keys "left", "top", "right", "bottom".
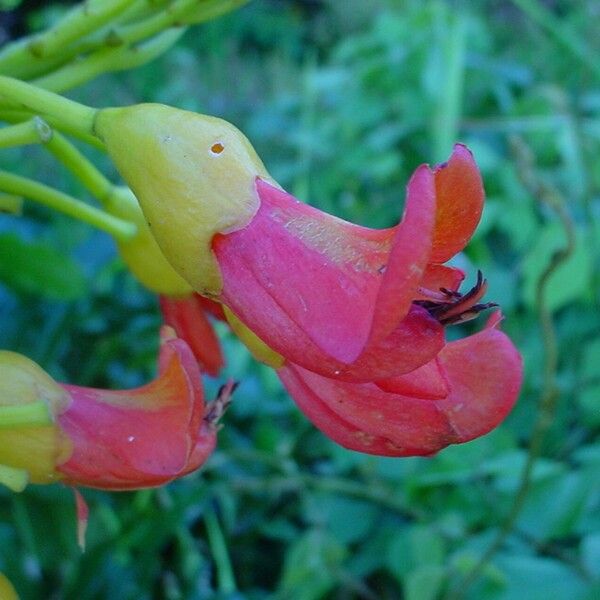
{"left": 0, "top": 352, "right": 72, "bottom": 487}
{"left": 223, "top": 306, "right": 284, "bottom": 369}
{"left": 95, "top": 104, "right": 275, "bottom": 295}
{"left": 105, "top": 187, "right": 192, "bottom": 296}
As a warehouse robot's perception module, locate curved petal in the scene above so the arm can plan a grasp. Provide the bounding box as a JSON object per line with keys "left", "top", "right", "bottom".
{"left": 215, "top": 167, "right": 439, "bottom": 378}
{"left": 58, "top": 327, "right": 214, "bottom": 490}
{"left": 279, "top": 313, "right": 521, "bottom": 457}
{"left": 160, "top": 295, "right": 224, "bottom": 376}
{"left": 434, "top": 312, "right": 522, "bottom": 441}
{"left": 416, "top": 264, "right": 465, "bottom": 300}
{"left": 375, "top": 358, "right": 448, "bottom": 400}
{"left": 279, "top": 363, "right": 457, "bottom": 456}
{"left": 430, "top": 144, "right": 484, "bottom": 263}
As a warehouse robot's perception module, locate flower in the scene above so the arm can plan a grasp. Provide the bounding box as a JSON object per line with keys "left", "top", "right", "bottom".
{"left": 0, "top": 326, "right": 231, "bottom": 492}
{"left": 96, "top": 104, "right": 522, "bottom": 456}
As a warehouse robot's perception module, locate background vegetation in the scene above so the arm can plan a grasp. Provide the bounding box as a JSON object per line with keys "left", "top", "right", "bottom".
{"left": 0, "top": 0, "right": 599, "bottom": 598}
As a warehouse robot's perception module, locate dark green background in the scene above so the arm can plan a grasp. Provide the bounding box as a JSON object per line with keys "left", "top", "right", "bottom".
{"left": 0, "top": 1, "right": 599, "bottom": 598}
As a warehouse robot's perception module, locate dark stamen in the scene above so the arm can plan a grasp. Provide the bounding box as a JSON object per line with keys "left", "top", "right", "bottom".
{"left": 414, "top": 270, "right": 497, "bottom": 325}
{"left": 205, "top": 380, "right": 237, "bottom": 426}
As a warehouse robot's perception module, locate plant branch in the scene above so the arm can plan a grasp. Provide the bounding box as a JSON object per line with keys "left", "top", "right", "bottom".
{"left": 0, "top": 171, "right": 136, "bottom": 241}
{"left": 0, "top": 76, "right": 97, "bottom": 136}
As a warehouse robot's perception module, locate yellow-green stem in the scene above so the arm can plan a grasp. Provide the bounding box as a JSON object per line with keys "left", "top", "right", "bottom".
{"left": 0, "top": 76, "right": 97, "bottom": 137}
{"left": 0, "top": 171, "right": 136, "bottom": 241}
{"left": 0, "top": 118, "right": 50, "bottom": 148}
{"left": 0, "top": 109, "right": 104, "bottom": 150}
{"left": 33, "top": 28, "right": 185, "bottom": 93}
{"left": 44, "top": 131, "right": 113, "bottom": 203}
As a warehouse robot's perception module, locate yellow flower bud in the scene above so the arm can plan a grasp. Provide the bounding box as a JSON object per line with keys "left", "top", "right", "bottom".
{"left": 95, "top": 104, "right": 276, "bottom": 295}
{"left": 0, "top": 351, "right": 72, "bottom": 489}
{"left": 105, "top": 186, "right": 192, "bottom": 296}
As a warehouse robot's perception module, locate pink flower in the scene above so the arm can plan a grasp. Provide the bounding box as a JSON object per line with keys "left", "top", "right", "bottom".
{"left": 96, "top": 104, "right": 522, "bottom": 456}
{"left": 0, "top": 327, "right": 231, "bottom": 492}
{"left": 212, "top": 145, "right": 486, "bottom": 381}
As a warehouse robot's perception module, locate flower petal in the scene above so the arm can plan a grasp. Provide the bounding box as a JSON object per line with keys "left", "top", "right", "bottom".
{"left": 279, "top": 363, "right": 457, "bottom": 457}
{"left": 214, "top": 167, "right": 439, "bottom": 377}
{"left": 430, "top": 144, "right": 484, "bottom": 263}
{"left": 375, "top": 358, "right": 448, "bottom": 400}
{"left": 434, "top": 312, "right": 522, "bottom": 441}
{"left": 159, "top": 295, "right": 224, "bottom": 376}
{"left": 58, "top": 327, "right": 213, "bottom": 490}
{"left": 417, "top": 264, "right": 465, "bottom": 300}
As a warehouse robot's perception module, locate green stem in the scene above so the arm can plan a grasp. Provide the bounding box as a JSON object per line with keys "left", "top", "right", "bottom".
{"left": 0, "top": 402, "right": 51, "bottom": 429}
{"left": 0, "top": 109, "right": 104, "bottom": 149}
{"left": 204, "top": 506, "right": 237, "bottom": 594}
{"left": 33, "top": 28, "right": 185, "bottom": 93}
{"left": 0, "top": 76, "right": 97, "bottom": 136}
{"left": 0, "top": 0, "right": 135, "bottom": 73}
{"left": 43, "top": 130, "right": 113, "bottom": 203}
{"left": 432, "top": 14, "right": 466, "bottom": 163}
{"left": 0, "top": 171, "right": 136, "bottom": 241}
{"left": 0, "top": 118, "right": 51, "bottom": 148}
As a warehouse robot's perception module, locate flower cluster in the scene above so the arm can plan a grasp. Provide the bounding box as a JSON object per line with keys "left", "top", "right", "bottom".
{"left": 1, "top": 103, "right": 522, "bottom": 530}
{"left": 94, "top": 103, "right": 523, "bottom": 457}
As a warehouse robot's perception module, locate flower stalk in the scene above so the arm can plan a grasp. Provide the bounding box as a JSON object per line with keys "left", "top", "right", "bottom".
{"left": 0, "top": 170, "right": 136, "bottom": 241}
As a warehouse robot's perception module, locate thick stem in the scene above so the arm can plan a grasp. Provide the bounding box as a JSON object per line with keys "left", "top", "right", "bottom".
{"left": 0, "top": 171, "right": 136, "bottom": 242}
{"left": 0, "top": 76, "right": 97, "bottom": 137}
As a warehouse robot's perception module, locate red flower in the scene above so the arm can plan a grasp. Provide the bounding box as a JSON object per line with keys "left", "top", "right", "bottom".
{"left": 97, "top": 105, "right": 522, "bottom": 456}
{"left": 0, "top": 327, "right": 232, "bottom": 492}
{"left": 278, "top": 313, "right": 522, "bottom": 456}
{"left": 213, "top": 145, "right": 484, "bottom": 381}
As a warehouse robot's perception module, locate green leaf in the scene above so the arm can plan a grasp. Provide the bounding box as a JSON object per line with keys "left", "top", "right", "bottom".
{"left": 490, "top": 555, "right": 588, "bottom": 600}
{"left": 405, "top": 565, "right": 446, "bottom": 600}
{"left": 277, "top": 529, "right": 346, "bottom": 600}
{"left": 0, "top": 233, "right": 87, "bottom": 300}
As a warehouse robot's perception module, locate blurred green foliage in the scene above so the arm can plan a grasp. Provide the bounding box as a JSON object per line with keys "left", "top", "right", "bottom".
{"left": 1, "top": 0, "right": 599, "bottom": 598}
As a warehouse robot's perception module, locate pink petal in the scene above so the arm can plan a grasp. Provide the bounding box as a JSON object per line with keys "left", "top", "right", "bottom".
{"left": 416, "top": 264, "right": 465, "bottom": 300}
{"left": 375, "top": 358, "right": 448, "bottom": 400}
{"left": 58, "top": 327, "right": 214, "bottom": 490}
{"left": 278, "top": 313, "right": 521, "bottom": 457}
{"left": 214, "top": 167, "right": 440, "bottom": 378}
{"left": 430, "top": 144, "right": 484, "bottom": 263}
{"left": 279, "top": 364, "right": 457, "bottom": 457}
{"left": 434, "top": 312, "right": 522, "bottom": 441}
{"left": 160, "top": 294, "right": 224, "bottom": 376}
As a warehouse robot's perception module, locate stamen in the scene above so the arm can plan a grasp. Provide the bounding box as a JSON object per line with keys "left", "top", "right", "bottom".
{"left": 414, "top": 270, "right": 497, "bottom": 325}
